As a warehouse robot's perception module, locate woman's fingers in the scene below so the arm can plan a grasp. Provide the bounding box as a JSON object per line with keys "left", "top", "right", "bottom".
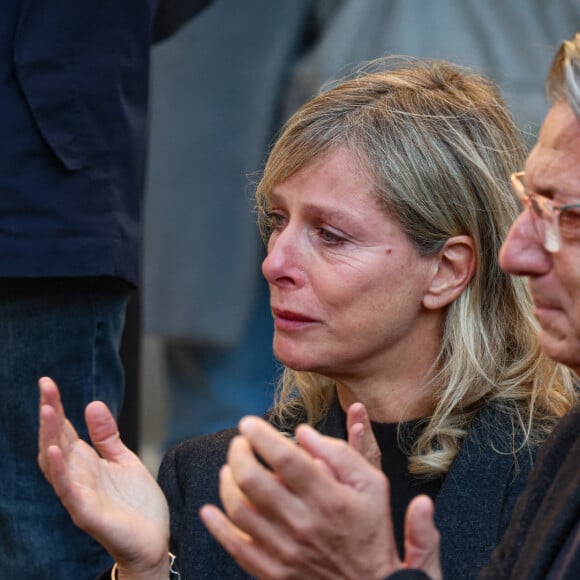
{"left": 204, "top": 416, "right": 403, "bottom": 579}
{"left": 404, "top": 495, "right": 442, "bottom": 580}
{"left": 346, "top": 402, "right": 382, "bottom": 469}
{"left": 200, "top": 504, "right": 285, "bottom": 579}
{"left": 85, "top": 401, "right": 135, "bottom": 463}
{"left": 38, "top": 378, "right": 76, "bottom": 475}
{"left": 236, "top": 416, "right": 334, "bottom": 498}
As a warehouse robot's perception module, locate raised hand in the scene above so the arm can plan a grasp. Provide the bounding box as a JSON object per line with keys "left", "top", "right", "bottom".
{"left": 201, "top": 413, "right": 441, "bottom": 580}
{"left": 200, "top": 415, "right": 400, "bottom": 579}
{"left": 38, "top": 377, "right": 170, "bottom": 579}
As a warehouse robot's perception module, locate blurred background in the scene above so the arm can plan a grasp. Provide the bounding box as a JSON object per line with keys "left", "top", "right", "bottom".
{"left": 126, "top": 0, "right": 580, "bottom": 472}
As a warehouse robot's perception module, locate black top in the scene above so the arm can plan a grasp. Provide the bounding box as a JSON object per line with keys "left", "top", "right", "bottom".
{"left": 372, "top": 420, "right": 444, "bottom": 558}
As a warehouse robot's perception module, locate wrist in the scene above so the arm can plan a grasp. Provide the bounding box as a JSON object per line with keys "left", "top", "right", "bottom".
{"left": 113, "top": 552, "right": 178, "bottom": 580}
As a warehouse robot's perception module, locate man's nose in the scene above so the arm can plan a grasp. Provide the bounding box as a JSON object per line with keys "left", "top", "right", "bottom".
{"left": 499, "top": 210, "right": 551, "bottom": 276}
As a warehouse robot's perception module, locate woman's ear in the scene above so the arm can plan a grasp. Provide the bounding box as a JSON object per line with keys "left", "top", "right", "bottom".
{"left": 422, "top": 235, "right": 476, "bottom": 311}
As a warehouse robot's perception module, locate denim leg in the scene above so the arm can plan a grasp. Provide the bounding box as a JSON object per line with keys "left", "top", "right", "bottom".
{"left": 0, "top": 277, "right": 130, "bottom": 580}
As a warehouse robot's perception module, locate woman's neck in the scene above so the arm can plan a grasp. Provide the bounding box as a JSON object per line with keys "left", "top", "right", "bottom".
{"left": 335, "top": 362, "right": 435, "bottom": 423}
{"left": 333, "top": 313, "right": 443, "bottom": 423}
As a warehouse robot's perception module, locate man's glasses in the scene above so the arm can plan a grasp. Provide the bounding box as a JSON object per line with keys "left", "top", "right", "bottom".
{"left": 510, "top": 171, "right": 580, "bottom": 253}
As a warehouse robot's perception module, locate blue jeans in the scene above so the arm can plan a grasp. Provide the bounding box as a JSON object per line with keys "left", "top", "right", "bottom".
{"left": 0, "top": 277, "right": 130, "bottom": 579}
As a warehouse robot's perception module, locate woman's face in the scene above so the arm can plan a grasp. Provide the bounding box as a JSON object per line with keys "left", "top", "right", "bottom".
{"left": 262, "top": 146, "right": 443, "bottom": 382}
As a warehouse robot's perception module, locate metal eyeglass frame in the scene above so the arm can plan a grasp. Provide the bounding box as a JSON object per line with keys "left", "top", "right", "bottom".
{"left": 510, "top": 171, "right": 580, "bottom": 253}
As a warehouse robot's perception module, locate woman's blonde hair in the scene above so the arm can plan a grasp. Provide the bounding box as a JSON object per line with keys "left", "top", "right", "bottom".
{"left": 256, "top": 58, "right": 577, "bottom": 477}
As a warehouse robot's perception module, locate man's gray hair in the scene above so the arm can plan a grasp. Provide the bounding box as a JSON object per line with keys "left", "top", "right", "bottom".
{"left": 547, "top": 32, "right": 580, "bottom": 118}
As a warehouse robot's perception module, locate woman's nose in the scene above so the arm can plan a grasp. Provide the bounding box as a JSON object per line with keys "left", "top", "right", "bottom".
{"left": 499, "top": 210, "right": 551, "bottom": 276}
{"left": 261, "top": 228, "right": 305, "bottom": 288}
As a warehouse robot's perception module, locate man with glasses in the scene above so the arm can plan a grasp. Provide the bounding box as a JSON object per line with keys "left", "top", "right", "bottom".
{"left": 205, "top": 33, "right": 580, "bottom": 579}
{"left": 476, "top": 33, "right": 580, "bottom": 579}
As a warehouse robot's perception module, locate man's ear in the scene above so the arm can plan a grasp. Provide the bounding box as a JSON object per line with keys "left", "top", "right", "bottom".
{"left": 422, "top": 235, "right": 476, "bottom": 311}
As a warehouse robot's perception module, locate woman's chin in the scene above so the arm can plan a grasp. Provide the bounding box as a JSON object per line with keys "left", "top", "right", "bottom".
{"left": 273, "top": 344, "right": 315, "bottom": 373}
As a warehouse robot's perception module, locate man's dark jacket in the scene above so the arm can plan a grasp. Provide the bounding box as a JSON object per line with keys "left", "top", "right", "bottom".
{"left": 480, "top": 404, "right": 580, "bottom": 579}
{"left": 0, "top": 0, "right": 209, "bottom": 286}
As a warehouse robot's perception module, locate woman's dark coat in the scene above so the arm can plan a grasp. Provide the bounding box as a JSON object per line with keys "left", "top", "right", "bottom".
{"left": 158, "top": 399, "right": 534, "bottom": 579}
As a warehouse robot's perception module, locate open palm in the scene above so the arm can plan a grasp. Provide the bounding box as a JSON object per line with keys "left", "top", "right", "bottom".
{"left": 38, "top": 377, "right": 169, "bottom": 574}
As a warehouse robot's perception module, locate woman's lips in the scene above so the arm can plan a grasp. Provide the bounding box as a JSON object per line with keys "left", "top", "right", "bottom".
{"left": 272, "top": 308, "right": 317, "bottom": 330}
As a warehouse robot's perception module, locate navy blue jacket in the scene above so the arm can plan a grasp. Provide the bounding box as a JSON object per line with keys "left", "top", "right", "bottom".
{"left": 0, "top": 0, "right": 209, "bottom": 286}
{"left": 158, "top": 399, "right": 535, "bottom": 579}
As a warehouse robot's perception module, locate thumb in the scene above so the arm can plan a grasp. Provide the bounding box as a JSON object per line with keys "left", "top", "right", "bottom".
{"left": 404, "top": 495, "right": 442, "bottom": 580}
{"left": 85, "top": 401, "right": 134, "bottom": 463}
{"left": 346, "top": 402, "right": 382, "bottom": 469}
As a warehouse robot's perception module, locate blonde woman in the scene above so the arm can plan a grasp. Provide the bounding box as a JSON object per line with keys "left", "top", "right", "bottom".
{"left": 39, "top": 58, "right": 577, "bottom": 580}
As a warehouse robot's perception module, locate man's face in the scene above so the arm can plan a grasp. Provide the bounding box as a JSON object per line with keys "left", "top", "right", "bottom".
{"left": 500, "top": 101, "right": 580, "bottom": 372}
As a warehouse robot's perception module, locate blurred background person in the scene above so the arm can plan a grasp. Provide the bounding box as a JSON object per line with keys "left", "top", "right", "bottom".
{"left": 283, "top": 0, "right": 580, "bottom": 146}
{"left": 141, "top": 0, "right": 313, "bottom": 452}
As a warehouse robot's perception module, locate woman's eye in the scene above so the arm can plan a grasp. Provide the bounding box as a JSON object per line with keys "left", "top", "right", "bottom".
{"left": 317, "top": 227, "right": 346, "bottom": 244}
